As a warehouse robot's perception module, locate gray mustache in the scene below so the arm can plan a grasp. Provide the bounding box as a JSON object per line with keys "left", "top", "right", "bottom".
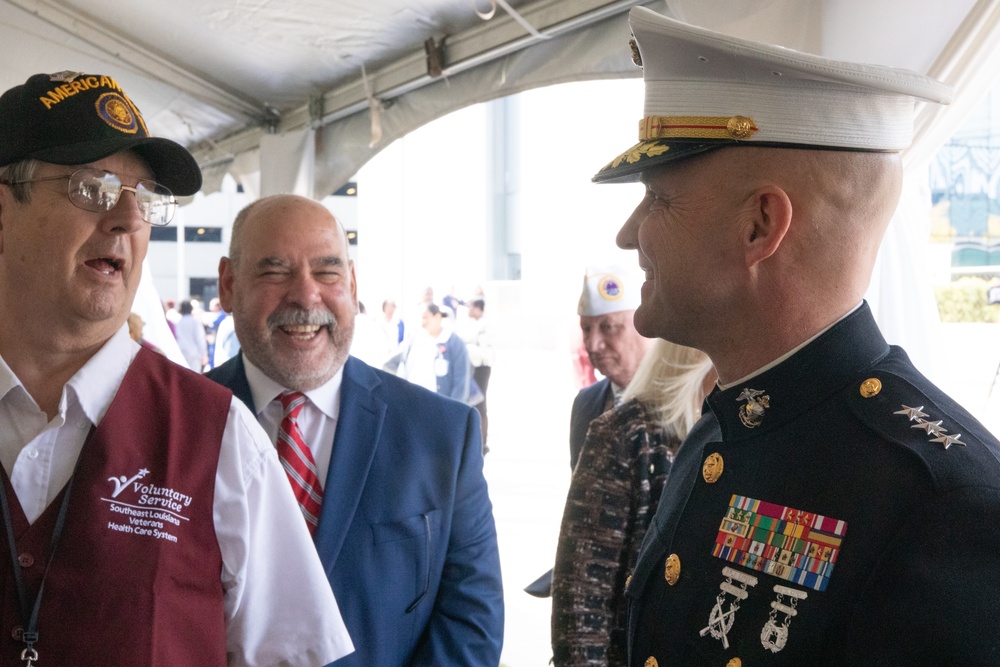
{"left": 268, "top": 308, "right": 336, "bottom": 329}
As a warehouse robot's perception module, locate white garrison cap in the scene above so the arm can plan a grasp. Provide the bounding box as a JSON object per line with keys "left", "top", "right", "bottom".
{"left": 578, "top": 266, "right": 642, "bottom": 317}
{"left": 594, "top": 6, "right": 953, "bottom": 183}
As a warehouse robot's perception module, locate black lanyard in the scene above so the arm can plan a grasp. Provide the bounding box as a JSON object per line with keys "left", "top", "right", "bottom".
{"left": 0, "top": 470, "right": 77, "bottom": 666}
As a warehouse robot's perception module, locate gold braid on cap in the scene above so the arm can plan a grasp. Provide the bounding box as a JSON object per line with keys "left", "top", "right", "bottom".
{"left": 639, "top": 115, "right": 758, "bottom": 140}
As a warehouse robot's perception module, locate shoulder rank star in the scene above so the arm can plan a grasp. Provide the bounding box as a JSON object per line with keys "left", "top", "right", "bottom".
{"left": 929, "top": 433, "right": 966, "bottom": 450}
{"left": 893, "top": 405, "right": 965, "bottom": 450}
{"left": 737, "top": 388, "right": 770, "bottom": 428}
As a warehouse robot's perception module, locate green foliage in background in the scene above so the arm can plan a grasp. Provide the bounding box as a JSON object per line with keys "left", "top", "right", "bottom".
{"left": 934, "top": 277, "right": 1000, "bottom": 322}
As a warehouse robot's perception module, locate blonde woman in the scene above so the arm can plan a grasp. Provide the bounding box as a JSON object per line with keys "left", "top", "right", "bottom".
{"left": 551, "top": 339, "right": 715, "bottom": 666}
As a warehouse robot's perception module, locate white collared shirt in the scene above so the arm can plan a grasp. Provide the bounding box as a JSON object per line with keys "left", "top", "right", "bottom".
{"left": 0, "top": 326, "right": 354, "bottom": 666}
{"left": 243, "top": 357, "right": 343, "bottom": 484}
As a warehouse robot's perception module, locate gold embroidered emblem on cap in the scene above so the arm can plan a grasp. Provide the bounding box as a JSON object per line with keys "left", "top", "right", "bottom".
{"left": 726, "top": 115, "right": 757, "bottom": 139}
{"left": 639, "top": 115, "right": 759, "bottom": 141}
{"left": 629, "top": 37, "right": 642, "bottom": 67}
{"left": 606, "top": 140, "right": 670, "bottom": 170}
{"left": 860, "top": 378, "right": 882, "bottom": 398}
{"left": 644, "top": 657, "right": 658, "bottom": 667}
{"left": 702, "top": 453, "right": 723, "bottom": 483}
{"left": 727, "top": 659, "right": 743, "bottom": 667}
{"left": 664, "top": 554, "right": 681, "bottom": 585}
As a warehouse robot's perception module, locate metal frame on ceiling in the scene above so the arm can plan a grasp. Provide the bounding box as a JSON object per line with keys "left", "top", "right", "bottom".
{"left": 5, "top": 0, "right": 645, "bottom": 170}
{"left": 191, "top": 0, "right": 646, "bottom": 169}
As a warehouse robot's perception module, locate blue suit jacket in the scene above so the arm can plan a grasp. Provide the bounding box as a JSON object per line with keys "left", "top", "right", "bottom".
{"left": 208, "top": 355, "right": 504, "bottom": 666}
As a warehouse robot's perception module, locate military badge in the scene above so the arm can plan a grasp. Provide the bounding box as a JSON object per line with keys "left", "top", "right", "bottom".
{"left": 760, "top": 585, "right": 808, "bottom": 653}
{"left": 700, "top": 566, "right": 758, "bottom": 649}
{"left": 737, "top": 388, "right": 769, "bottom": 428}
{"left": 894, "top": 405, "right": 966, "bottom": 450}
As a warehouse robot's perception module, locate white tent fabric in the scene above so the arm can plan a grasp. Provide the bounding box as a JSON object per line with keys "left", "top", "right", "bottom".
{"left": 870, "top": 0, "right": 1000, "bottom": 380}
{"left": 1, "top": 0, "right": 996, "bottom": 369}
{"left": 260, "top": 127, "right": 317, "bottom": 198}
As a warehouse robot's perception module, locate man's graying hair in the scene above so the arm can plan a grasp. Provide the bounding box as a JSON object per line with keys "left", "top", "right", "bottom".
{"left": 0, "top": 159, "right": 40, "bottom": 203}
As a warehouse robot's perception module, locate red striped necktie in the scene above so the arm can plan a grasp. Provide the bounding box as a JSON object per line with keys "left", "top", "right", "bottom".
{"left": 277, "top": 391, "right": 324, "bottom": 535}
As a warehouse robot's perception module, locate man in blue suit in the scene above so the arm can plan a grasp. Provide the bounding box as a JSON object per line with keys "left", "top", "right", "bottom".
{"left": 207, "top": 194, "right": 504, "bottom": 666}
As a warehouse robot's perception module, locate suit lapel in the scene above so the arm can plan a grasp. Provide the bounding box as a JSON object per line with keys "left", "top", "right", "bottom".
{"left": 313, "top": 357, "right": 385, "bottom": 570}
{"left": 213, "top": 354, "right": 256, "bottom": 413}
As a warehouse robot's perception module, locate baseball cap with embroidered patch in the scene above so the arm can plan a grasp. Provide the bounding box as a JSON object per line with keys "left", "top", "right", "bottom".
{"left": 593, "top": 7, "right": 953, "bottom": 183}
{"left": 0, "top": 71, "right": 201, "bottom": 195}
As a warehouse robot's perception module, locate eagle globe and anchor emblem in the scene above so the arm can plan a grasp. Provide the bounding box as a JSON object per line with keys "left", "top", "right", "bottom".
{"left": 737, "top": 388, "right": 770, "bottom": 428}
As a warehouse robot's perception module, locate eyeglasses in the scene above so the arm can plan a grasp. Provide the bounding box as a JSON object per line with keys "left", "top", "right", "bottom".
{"left": 2, "top": 168, "right": 177, "bottom": 226}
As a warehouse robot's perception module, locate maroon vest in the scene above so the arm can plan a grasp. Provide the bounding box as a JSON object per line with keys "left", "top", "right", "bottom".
{"left": 0, "top": 348, "right": 231, "bottom": 665}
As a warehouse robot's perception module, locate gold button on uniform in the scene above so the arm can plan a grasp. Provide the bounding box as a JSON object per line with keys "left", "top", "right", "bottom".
{"left": 664, "top": 553, "right": 681, "bottom": 585}
{"left": 644, "top": 657, "right": 658, "bottom": 667}
{"left": 702, "top": 452, "right": 724, "bottom": 483}
{"left": 860, "top": 377, "right": 882, "bottom": 398}
{"left": 727, "top": 659, "right": 742, "bottom": 667}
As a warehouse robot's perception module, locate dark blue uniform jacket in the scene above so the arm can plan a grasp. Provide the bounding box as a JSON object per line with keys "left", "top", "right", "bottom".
{"left": 628, "top": 303, "right": 1000, "bottom": 666}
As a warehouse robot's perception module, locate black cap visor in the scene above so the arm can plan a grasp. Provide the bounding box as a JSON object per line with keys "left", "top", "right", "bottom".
{"left": 592, "top": 138, "right": 734, "bottom": 183}
{"left": 27, "top": 136, "right": 202, "bottom": 196}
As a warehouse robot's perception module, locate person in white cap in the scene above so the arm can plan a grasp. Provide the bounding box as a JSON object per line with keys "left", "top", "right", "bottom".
{"left": 571, "top": 266, "right": 652, "bottom": 469}
{"left": 525, "top": 265, "right": 651, "bottom": 599}
{"left": 601, "top": 8, "right": 1000, "bottom": 666}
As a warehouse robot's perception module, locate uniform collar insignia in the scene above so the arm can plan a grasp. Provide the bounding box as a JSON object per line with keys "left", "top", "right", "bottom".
{"left": 737, "top": 388, "right": 769, "bottom": 428}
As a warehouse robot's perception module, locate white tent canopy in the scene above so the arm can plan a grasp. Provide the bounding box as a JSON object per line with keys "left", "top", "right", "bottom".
{"left": 3, "top": 0, "right": 1000, "bottom": 375}
{"left": 0, "top": 0, "right": 989, "bottom": 195}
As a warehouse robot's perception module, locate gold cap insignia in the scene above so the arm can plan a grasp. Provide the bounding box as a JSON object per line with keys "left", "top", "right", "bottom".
{"left": 726, "top": 115, "right": 757, "bottom": 139}
{"left": 644, "top": 658, "right": 658, "bottom": 667}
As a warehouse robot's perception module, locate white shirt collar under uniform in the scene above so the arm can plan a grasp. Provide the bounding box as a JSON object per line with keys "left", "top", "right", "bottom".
{"left": 719, "top": 302, "right": 863, "bottom": 391}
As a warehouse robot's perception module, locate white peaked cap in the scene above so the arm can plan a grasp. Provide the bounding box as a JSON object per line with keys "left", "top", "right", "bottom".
{"left": 594, "top": 6, "right": 953, "bottom": 183}
{"left": 578, "top": 266, "right": 642, "bottom": 317}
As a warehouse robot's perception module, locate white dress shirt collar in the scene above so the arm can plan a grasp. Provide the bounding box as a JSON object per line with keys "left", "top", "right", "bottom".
{"left": 242, "top": 354, "right": 343, "bottom": 420}
{"left": 0, "top": 324, "right": 137, "bottom": 426}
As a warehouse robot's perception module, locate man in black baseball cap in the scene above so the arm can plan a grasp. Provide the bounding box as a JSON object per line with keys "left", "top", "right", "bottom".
{"left": 0, "top": 72, "right": 354, "bottom": 665}
{"left": 0, "top": 71, "right": 201, "bottom": 195}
